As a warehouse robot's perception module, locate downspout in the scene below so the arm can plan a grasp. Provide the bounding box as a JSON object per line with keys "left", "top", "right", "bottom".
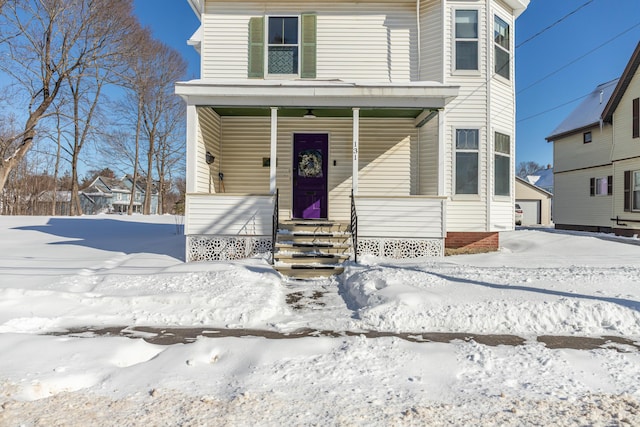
{"left": 415, "top": 0, "right": 422, "bottom": 194}
{"left": 438, "top": 0, "right": 446, "bottom": 197}
{"left": 416, "top": 0, "right": 421, "bottom": 78}
{"left": 485, "top": 2, "right": 492, "bottom": 232}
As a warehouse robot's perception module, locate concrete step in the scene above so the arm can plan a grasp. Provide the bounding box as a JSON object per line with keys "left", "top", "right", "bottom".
{"left": 274, "top": 264, "right": 345, "bottom": 279}
{"left": 274, "top": 242, "right": 352, "bottom": 254}
{"left": 274, "top": 220, "right": 353, "bottom": 278}
{"left": 279, "top": 221, "right": 350, "bottom": 234}
{"left": 274, "top": 253, "right": 351, "bottom": 265}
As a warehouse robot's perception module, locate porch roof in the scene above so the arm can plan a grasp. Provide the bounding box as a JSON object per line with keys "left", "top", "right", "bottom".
{"left": 175, "top": 79, "right": 459, "bottom": 109}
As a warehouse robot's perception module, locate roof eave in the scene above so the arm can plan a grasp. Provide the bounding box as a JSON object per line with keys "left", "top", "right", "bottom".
{"left": 175, "top": 80, "right": 460, "bottom": 109}
{"left": 545, "top": 122, "right": 601, "bottom": 142}
{"left": 504, "top": 0, "right": 530, "bottom": 18}
{"left": 601, "top": 41, "right": 640, "bottom": 123}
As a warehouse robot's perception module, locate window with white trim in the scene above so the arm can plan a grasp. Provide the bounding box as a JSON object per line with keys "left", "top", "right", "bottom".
{"left": 455, "top": 10, "right": 478, "bottom": 71}
{"left": 268, "top": 16, "right": 299, "bottom": 75}
{"left": 494, "top": 132, "right": 510, "bottom": 196}
{"left": 248, "top": 15, "right": 316, "bottom": 79}
{"left": 455, "top": 129, "right": 479, "bottom": 194}
{"left": 494, "top": 16, "right": 510, "bottom": 79}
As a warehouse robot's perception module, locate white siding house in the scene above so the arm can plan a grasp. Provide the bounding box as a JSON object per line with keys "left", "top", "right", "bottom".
{"left": 177, "top": 0, "right": 529, "bottom": 262}
{"left": 547, "top": 41, "right": 640, "bottom": 236}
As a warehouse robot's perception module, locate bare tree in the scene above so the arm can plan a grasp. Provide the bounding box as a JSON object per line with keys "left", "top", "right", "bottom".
{"left": 154, "top": 93, "right": 186, "bottom": 214}
{"left": 112, "top": 33, "right": 186, "bottom": 215}
{"left": 140, "top": 41, "right": 187, "bottom": 215}
{"left": 0, "top": 0, "right": 139, "bottom": 197}
{"left": 517, "top": 161, "right": 544, "bottom": 179}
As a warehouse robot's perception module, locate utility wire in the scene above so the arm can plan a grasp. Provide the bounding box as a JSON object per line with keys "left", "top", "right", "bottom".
{"left": 517, "top": 21, "right": 640, "bottom": 95}
{"left": 516, "top": 0, "right": 595, "bottom": 49}
{"left": 516, "top": 92, "right": 591, "bottom": 123}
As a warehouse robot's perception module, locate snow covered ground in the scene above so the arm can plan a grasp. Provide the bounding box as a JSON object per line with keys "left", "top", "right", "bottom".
{"left": 1, "top": 214, "right": 639, "bottom": 425}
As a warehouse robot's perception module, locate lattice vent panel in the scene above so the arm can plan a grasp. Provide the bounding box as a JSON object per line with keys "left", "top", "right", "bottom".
{"left": 187, "top": 236, "right": 272, "bottom": 262}
{"left": 357, "top": 238, "right": 443, "bottom": 258}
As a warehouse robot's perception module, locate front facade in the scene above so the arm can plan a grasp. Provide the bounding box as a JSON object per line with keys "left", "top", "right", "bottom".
{"left": 178, "top": 0, "right": 529, "bottom": 262}
{"left": 547, "top": 42, "right": 640, "bottom": 236}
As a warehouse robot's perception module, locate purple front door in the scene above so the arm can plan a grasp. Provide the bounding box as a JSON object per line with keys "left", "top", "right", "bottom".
{"left": 293, "top": 134, "right": 328, "bottom": 219}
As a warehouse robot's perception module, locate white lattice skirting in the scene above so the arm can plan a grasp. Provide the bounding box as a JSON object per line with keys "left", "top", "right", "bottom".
{"left": 187, "top": 235, "right": 272, "bottom": 262}
{"left": 357, "top": 238, "right": 444, "bottom": 258}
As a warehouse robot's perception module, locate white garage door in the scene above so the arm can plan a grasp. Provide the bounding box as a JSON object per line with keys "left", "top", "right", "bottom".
{"left": 517, "top": 200, "right": 540, "bottom": 225}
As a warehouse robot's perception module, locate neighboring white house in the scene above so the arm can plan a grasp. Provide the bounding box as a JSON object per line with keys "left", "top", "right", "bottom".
{"left": 547, "top": 41, "right": 640, "bottom": 236}
{"left": 176, "top": 0, "right": 529, "bottom": 263}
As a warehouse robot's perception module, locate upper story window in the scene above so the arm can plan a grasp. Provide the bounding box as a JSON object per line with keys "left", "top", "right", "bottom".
{"left": 494, "top": 16, "right": 510, "bottom": 80}
{"left": 494, "top": 132, "right": 511, "bottom": 196}
{"left": 583, "top": 131, "right": 592, "bottom": 144}
{"left": 633, "top": 97, "right": 639, "bottom": 138}
{"left": 268, "top": 17, "right": 298, "bottom": 75}
{"left": 248, "top": 14, "right": 317, "bottom": 79}
{"left": 455, "top": 129, "right": 479, "bottom": 195}
{"left": 455, "top": 10, "right": 478, "bottom": 71}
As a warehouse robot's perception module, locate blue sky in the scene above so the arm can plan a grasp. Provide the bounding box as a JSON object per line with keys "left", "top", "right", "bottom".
{"left": 134, "top": 0, "right": 640, "bottom": 169}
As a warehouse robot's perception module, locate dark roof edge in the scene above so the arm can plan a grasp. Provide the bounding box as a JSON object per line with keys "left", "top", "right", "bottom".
{"left": 545, "top": 122, "right": 600, "bottom": 142}
{"left": 602, "top": 41, "right": 640, "bottom": 123}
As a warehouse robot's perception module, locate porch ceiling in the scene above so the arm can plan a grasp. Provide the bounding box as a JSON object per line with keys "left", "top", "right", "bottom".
{"left": 175, "top": 79, "right": 459, "bottom": 109}
{"left": 212, "top": 107, "right": 426, "bottom": 118}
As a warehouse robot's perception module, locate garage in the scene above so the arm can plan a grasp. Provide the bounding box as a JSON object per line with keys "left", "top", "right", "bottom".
{"left": 517, "top": 200, "right": 541, "bottom": 225}
{"left": 515, "top": 176, "right": 553, "bottom": 226}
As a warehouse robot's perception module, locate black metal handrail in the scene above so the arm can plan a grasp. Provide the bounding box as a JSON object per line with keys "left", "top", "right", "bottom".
{"left": 351, "top": 189, "right": 358, "bottom": 263}
{"left": 271, "top": 188, "right": 279, "bottom": 265}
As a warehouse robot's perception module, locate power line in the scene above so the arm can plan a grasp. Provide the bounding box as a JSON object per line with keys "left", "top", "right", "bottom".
{"left": 517, "top": 21, "right": 640, "bottom": 95}
{"left": 516, "top": 0, "right": 595, "bottom": 49}
{"left": 516, "top": 92, "right": 591, "bottom": 124}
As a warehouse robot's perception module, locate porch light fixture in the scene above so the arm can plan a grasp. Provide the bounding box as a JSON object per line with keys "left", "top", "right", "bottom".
{"left": 303, "top": 109, "right": 316, "bottom": 119}
{"left": 206, "top": 151, "right": 215, "bottom": 165}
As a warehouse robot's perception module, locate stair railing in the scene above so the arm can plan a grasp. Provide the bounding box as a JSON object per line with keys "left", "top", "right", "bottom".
{"left": 271, "top": 188, "right": 279, "bottom": 265}
{"left": 350, "top": 189, "right": 358, "bottom": 263}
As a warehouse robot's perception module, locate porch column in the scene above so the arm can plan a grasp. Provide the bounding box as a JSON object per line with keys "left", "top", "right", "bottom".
{"left": 438, "top": 110, "right": 445, "bottom": 196}
{"left": 352, "top": 107, "right": 360, "bottom": 195}
{"left": 270, "top": 107, "right": 278, "bottom": 194}
{"left": 186, "top": 104, "right": 198, "bottom": 194}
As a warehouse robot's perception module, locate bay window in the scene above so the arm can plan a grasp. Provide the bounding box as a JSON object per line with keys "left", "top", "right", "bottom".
{"left": 455, "top": 129, "right": 479, "bottom": 195}
{"left": 494, "top": 132, "right": 511, "bottom": 196}
{"left": 494, "top": 16, "right": 510, "bottom": 79}
{"left": 455, "top": 10, "right": 478, "bottom": 71}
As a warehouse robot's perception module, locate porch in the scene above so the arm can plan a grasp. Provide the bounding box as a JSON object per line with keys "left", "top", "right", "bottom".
{"left": 177, "top": 79, "right": 458, "bottom": 264}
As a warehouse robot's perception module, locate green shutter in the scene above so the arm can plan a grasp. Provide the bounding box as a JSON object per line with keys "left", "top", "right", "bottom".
{"left": 300, "top": 14, "right": 317, "bottom": 79}
{"left": 248, "top": 17, "right": 264, "bottom": 78}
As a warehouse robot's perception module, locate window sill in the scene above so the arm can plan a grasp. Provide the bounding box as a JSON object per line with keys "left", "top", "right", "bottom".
{"left": 451, "top": 194, "right": 481, "bottom": 201}
{"left": 452, "top": 70, "right": 482, "bottom": 77}
{"left": 265, "top": 74, "right": 300, "bottom": 80}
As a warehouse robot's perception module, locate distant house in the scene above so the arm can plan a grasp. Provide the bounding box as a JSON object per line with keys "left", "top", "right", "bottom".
{"left": 80, "top": 176, "right": 159, "bottom": 215}
{"left": 176, "top": 0, "right": 530, "bottom": 267}
{"left": 35, "top": 191, "right": 72, "bottom": 216}
{"left": 515, "top": 176, "right": 553, "bottom": 226}
{"left": 525, "top": 165, "right": 554, "bottom": 194}
{"left": 546, "top": 41, "right": 640, "bottom": 236}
